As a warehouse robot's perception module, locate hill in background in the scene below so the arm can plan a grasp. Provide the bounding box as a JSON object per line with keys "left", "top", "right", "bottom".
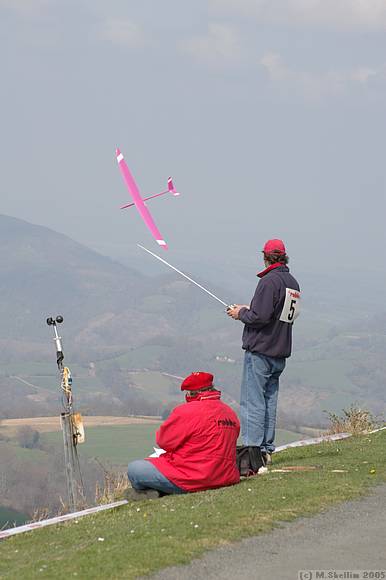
{"left": 0, "top": 213, "right": 385, "bottom": 425}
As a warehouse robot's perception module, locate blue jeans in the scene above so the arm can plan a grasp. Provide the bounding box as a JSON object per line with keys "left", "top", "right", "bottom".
{"left": 127, "top": 460, "right": 186, "bottom": 494}
{"left": 240, "top": 351, "right": 286, "bottom": 453}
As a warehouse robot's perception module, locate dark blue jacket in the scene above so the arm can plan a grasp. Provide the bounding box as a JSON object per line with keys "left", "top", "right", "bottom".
{"left": 238, "top": 265, "right": 300, "bottom": 359}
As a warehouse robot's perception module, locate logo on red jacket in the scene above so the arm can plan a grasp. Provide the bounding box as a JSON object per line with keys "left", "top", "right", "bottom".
{"left": 217, "top": 418, "right": 237, "bottom": 428}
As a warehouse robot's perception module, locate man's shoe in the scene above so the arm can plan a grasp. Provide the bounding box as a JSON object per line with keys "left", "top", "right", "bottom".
{"left": 125, "top": 488, "right": 160, "bottom": 501}
{"left": 261, "top": 451, "right": 272, "bottom": 466}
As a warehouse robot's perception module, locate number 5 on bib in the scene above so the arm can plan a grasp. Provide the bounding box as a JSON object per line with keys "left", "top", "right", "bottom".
{"left": 279, "top": 288, "right": 301, "bottom": 323}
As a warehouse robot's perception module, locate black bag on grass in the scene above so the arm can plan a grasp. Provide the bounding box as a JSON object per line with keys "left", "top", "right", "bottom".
{"left": 236, "top": 446, "right": 264, "bottom": 476}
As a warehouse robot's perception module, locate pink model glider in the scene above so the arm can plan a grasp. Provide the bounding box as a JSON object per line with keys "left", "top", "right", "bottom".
{"left": 116, "top": 148, "right": 180, "bottom": 250}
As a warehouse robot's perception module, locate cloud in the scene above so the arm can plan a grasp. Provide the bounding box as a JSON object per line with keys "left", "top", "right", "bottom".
{"left": 210, "top": 0, "right": 386, "bottom": 30}
{"left": 260, "top": 51, "right": 379, "bottom": 100}
{"left": 101, "top": 18, "right": 146, "bottom": 48}
{"left": 182, "top": 23, "right": 243, "bottom": 67}
{"left": 0, "top": 0, "right": 52, "bottom": 17}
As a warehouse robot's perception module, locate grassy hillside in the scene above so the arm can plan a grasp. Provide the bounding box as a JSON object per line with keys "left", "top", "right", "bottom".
{"left": 42, "top": 423, "right": 161, "bottom": 466}
{"left": 0, "top": 430, "right": 385, "bottom": 579}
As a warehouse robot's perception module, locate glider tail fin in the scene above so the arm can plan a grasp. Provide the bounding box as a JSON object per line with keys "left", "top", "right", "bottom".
{"left": 168, "top": 177, "right": 180, "bottom": 196}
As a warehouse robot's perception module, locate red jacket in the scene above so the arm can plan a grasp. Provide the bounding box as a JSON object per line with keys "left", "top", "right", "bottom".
{"left": 147, "top": 390, "right": 240, "bottom": 492}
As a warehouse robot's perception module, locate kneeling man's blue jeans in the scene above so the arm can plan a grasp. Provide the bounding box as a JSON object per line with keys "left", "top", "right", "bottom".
{"left": 240, "top": 351, "right": 286, "bottom": 453}
{"left": 128, "top": 460, "right": 185, "bottom": 494}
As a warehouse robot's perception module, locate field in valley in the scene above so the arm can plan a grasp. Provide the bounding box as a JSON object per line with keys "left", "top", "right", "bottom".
{"left": 1, "top": 417, "right": 303, "bottom": 467}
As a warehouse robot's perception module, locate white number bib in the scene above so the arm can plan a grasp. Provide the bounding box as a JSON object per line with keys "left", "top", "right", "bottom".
{"left": 279, "top": 288, "right": 301, "bottom": 323}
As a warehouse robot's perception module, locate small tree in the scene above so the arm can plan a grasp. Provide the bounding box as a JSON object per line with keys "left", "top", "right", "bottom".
{"left": 17, "top": 426, "right": 40, "bottom": 449}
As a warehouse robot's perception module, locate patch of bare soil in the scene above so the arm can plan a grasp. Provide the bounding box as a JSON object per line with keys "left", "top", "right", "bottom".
{"left": 0, "top": 415, "right": 160, "bottom": 435}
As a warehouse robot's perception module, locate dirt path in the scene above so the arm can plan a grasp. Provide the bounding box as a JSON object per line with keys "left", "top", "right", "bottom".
{"left": 150, "top": 484, "right": 386, "bottom": 580}
{"left": 0, "top": 415, "right": 160, "bottom": 435}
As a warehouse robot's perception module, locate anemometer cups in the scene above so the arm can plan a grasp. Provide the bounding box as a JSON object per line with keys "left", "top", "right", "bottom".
{"left": 46, "top": 315, "right": 64, "bottom": 326}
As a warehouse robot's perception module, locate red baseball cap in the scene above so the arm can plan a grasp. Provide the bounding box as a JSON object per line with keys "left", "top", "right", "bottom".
{"left": 181, "top": 372, "right": 214, "bottom": 391}
{"left": 263, "top": 239, "right": 286, "bottom": 254}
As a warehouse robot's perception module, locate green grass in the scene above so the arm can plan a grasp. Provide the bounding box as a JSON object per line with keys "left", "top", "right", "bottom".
{"left": 42, "top": 424, "right": 161, "bottom": 465}
{"left": 41, "top": 425, "right": 301, "bottom": 466}
{"left": 1, "top": 430, "right": 385, "bottom": 579}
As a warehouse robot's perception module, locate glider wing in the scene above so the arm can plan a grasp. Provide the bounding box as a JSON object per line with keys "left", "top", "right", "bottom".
{"left": 116, "top": 148, "right": 168, "bottom": 250}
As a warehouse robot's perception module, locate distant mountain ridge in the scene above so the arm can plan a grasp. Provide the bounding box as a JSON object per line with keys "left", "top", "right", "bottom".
{"left": 0, "top": 214, "right": 145, "bottom": 340}
{"left": 0, "top": 214, "right": 236, "bottom": 358}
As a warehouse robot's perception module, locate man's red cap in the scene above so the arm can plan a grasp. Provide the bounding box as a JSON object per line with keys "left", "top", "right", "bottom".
{"left": 263, "top": 239, "right": 286, "bottom": 254}
{"left": 181, "top": 372, "right": 214, "bottom": 391}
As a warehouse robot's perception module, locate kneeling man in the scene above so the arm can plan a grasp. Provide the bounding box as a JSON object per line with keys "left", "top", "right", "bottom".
{"left": 127, "top": 372, "right": 240, "bottom": 497}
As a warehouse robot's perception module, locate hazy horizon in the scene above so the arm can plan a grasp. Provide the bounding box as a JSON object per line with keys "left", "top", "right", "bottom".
{"left": 1, "top": 1, "right": 386, "bottom": 279}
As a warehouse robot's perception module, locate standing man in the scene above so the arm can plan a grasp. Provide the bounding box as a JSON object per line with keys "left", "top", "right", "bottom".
{"left": 227, "top": 239, "right": 300, "bottom": 464}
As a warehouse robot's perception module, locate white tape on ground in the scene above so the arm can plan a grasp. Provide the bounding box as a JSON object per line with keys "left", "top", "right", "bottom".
{"left": 275, "top": 425, "right": 386, "bottom": 453}
{"left": 367, "top": 425, "right": 386, "bottom": 434}
{"left": 0, "top": 500, "right": 128, "bottom": 540}
{"left": 275, "top": 432, "right": 352, "bottom": 453}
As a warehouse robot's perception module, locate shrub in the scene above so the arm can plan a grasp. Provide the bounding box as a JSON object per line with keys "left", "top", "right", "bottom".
{"left": 325, "top": 404, "right": 382, "bottom": 435}
{"left": 94, "top": 460, "right": 128, "bottom": 504}
{"left": 16, "top": 426, "right": 40, "bottom": 449}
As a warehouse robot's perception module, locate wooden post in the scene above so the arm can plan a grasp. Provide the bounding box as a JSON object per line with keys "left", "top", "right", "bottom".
{"left": 60, "top": 412, "right": 78, "bottom": 512}
{"left": 48, "top": 316, "right": 84, "bottom": 513}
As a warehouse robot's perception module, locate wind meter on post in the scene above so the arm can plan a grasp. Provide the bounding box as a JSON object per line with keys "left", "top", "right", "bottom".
{"left": 46, "top": 315, "right": 64, "bottom": 369}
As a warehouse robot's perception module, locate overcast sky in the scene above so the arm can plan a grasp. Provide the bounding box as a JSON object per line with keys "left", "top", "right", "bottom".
{"left": 1, "top": 0, "right": 386, "bottom": 281}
